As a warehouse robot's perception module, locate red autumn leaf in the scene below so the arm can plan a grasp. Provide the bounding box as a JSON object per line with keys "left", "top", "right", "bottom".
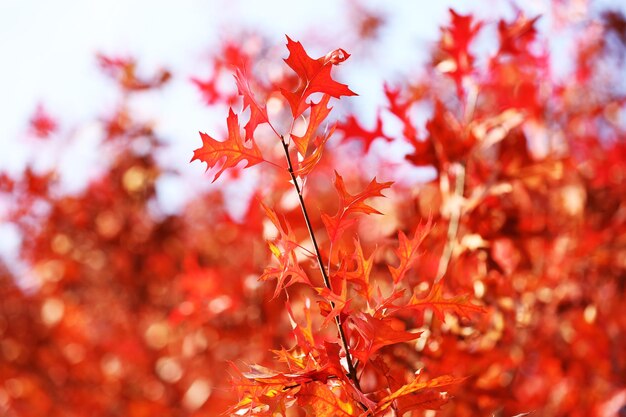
{"left": 293, "top": 125, "right": 335, "bottom": 178}
{"left": 349, "top": 313, "right": 422, "bottom": 365}
{"left": 384, "top": 83, "right": 419, "bottom": 142}
{"left": 321, "top": 172, "right": 393, "bottom": 244}
{"left": 297, "top": 381, "right": 361, "bottom": 416}
{"left": 388, "top": 217, "right": 433, "bottom": 285}
{"left": 336, "top": 113, "right": 392, "bottom": 153}
{"left": 29, "top": 105, "right": 57, "bottom": 138}
{"left": 281, "top": 36, "right": 357, "bottom": 118}
{"left": 405, "top": 100, "right": 473, "bottom": 168}
{"left": 190, "top": 76, "right": 220, "bottom": 104}
{"left": 285, "top": 300, "right": 317, "bottom": 355}
{"left": 191, "top": 108, "right": 264, "bottom": 182}
{"left": 373, "top": 287, "right": 407, "bottom": 319}
{"left": 234, "top": 68, "right": 270, "bottom": 141}
{"left": 406, "top": 282, "right": 485, "bottom": 321}
{"left": 261, "top": 241, "right": 312, "bottom": 299}
{"left": 343, "top": 239, "right": 375, "bottom": 300}
{"left": 375, "top": 374, "right": 464, "bottom": 415}
{"left": 259, "top": 203, "right": 313, "bottom": 299}
{"left": 228, "top": 363, "right": 298, "bottom": 417}
{"left": 497, "top": 13, "right": 541, "bottom": 57}
{"left": 438, "top": 9, "right": 482, "bottom": 95}
{"left": 97, "top": 53, "right": 170, "bottom": 91}
{"left": 291, "top": 94, "right": 333, "bottom": 156}
{"left": 317, "top": 272, "right": 351, "bottom": 328}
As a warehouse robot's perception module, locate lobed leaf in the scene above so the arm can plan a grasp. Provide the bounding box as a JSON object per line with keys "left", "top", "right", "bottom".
{"left": 407, "top": 282, "right": 486, "bottom": 321}
{"left": 291, "top": 94, "right": 333, "bottom": 156}
{"left": 388, "top": 217, "right": 433, "bottom": 285}
{"left": 281, "top": 36, "right": 357, "bottom": 118}
{"left": 336, "top": 113, "right": 391, "bottom": 153}
{"left": 375, "top": 374, "right": 464, "bottom": 415}
{"left": 234, "top": 68, "right": 270, "bottom": 141}
{"left": 349, "top": 313, "right": 422, "bottom": 365}
{"left": 191, "top": 108, "right": 264, "bottom": 182}
{"left": 322, "top": 172, "right": 393, "bottom": 244}
{"left": 297, "top": 382, "right": 361, "bottom": 417}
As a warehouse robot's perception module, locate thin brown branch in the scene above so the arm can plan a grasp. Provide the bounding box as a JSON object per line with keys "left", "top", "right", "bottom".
{"left": 279, "top": 137, "right": 361, "bottom": 391}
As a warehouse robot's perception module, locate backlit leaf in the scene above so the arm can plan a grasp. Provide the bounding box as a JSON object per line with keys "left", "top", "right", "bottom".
{"left": 191, "top": 108, "right": 264, "bottom": 182}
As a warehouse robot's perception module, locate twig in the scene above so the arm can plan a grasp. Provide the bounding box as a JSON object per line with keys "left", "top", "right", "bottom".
{"left": 279, "top": 137, "right": 361, "bottom": 391}
{"left": 435, "top": 162, "right": 465, "bottom": 284}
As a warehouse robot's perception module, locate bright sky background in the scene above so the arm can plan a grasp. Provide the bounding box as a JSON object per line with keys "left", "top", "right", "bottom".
{"left": 0, "top": 0, "right": 623, "bottom": 263}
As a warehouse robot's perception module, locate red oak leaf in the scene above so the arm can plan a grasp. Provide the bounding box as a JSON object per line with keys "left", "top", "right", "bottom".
{"left": 291, "top": 94, "right": 333, "bottom": 156}
{"left": 234, "top": 68, "right": 270, "bottom": 141}
{"left": 336, "top": 113, "right": 392, "bottom": 153}
{"left": 190, "top": 76, "right": 220, "bottom": 104}
{"left": 297, "top": 382, "right": 361, "bottom": 416}
{"left": 321, "top": 172, "right": 393, "bottom": 244}
{"left": 343, "top": 239, "right": 375, "bottom": 301}
{"left": 285, "top": 300, "right": 317, "bottom": 354}
{"left": 317, "top": 272, "right": 351, "bottom": 328}
{"left": 384, "top": 83, "right": 419, "bottom": 142}
{"left": 281, "top": 36, "right": 357, "bottom": 118}
{"left": 229, "top": 364, "right": 298, "bottom": 417}
{"left": 29, "top": 105, "right": 57, "bottom": 139}
{"left": 293, "top": 125, "right": 335, "bottom": 178}
{"left": 260, "top": 203, "right": 312, "bottom": 299}
{"left": 375, "top": 374, "right": 464, "bottom": 415}
{"left": 407, "top": 282, "right": 485, "bottom": 321}
{"left": 349, "top": 313, "right": 421, "bottom": 365}
{"left": 388, "top": 217, "right": 433, "bottom": 285}
{"left": 261, "top": 242, "right": 311, "bottom": 299}
{"left": 498, "top": 13, "right": 540, "bottom": 56}
{"left": 405, "top": 100, "right": 472, "bottom": 168}
{"left": 191, "top": 108, "right": 264, "bottom": 182}
{"left": 438, "top": 10, "right": 482, "bottom": 95}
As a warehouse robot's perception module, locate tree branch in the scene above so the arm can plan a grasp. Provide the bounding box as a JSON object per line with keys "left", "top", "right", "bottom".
{"left": 280, "top": 137, "right": 361, "bottom": 391}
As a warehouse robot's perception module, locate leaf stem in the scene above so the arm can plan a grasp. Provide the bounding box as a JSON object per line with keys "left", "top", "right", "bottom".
{"left": 279, "top": 136, "right": 361, "bottom": 391}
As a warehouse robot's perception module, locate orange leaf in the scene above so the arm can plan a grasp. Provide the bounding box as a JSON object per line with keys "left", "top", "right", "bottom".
{"left": 322, "top": 172, "right": 393, "bottom": 244}
{"left": 191, "top": 108, "right": 264, "bottom": 182}
{"left": 259, "top": 203, "right": 312, "bottom": 298}
{"left": 297, "top": 382, "right": 360, "bottom": 416}
{"left": 375, "top": 374, "right": 464, "bottom": 414}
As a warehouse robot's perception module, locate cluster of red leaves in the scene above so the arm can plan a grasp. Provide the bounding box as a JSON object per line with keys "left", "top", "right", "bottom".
{"left": 187, "top": 32, "right": 487, "bottom": 415}
{"left": 1, "top": 5, "right": 625, "bottom": 417}
{"left": 366, "top": 9, "right": 626, "bottom": 417}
